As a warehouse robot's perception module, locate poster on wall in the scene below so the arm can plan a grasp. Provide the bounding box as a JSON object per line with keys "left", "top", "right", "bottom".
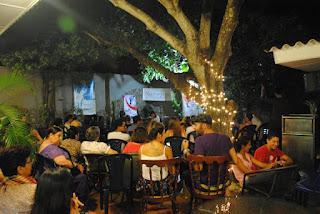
{"left": 182, "top": 93, "right": 203, "bottom": 117}
{"left": 123, "top": 95, "right": 138, "bottom": 117}
{"left": 73, "top": 80, "right": 96, "bottom": 115}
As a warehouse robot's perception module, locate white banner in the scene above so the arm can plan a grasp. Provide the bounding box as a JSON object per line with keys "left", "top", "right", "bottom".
{"left": 123, "top": 95, "right": 138, "bottom": 117}
{"left": 142, "top": 88, "right": 172, "bottom": 101}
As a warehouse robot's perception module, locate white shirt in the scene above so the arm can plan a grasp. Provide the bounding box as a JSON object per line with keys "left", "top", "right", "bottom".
{"left": 107, "top": 131, "right": 130, "bottom": 141}
{"left": 81, "top": 141, "right": 110, "bottom": 154}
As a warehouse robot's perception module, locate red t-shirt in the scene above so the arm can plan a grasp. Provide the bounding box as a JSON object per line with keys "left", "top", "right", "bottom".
{"left": 254, "top": 145, "right": 285, "bottom": 167}
{"left": 122, "top": 142, "right": 142, "bottom": 154}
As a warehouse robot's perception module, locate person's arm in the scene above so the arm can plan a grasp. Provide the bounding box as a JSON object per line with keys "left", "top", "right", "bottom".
{"left": 54, "top": 155, "right": 73, "bottom": 168}
{"left": 280, "top": 154, "right": 293, "bottom": 166}
{"left": 107, "top": 148, "right": 118, "bottom": 155}
{"left": 181, "top": 139, "right": 190, "bottom": 157}
{"left": 229, "top": 148, "right": 251, "bottom": 174}
{"left": 165, "top": 146, "right": 175, "bottom": 174}
{"left": 250, "top": 155, "right": 273, "bottom": 169}
{"left": 165, "top": 146, "right": 173, "bottom": 159}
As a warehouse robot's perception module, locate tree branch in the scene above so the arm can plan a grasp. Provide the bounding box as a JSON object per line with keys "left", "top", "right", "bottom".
{"left": 157, "top": 0, "right": 198, "bottom": 51}
{"left": 211, "top": 0, "right": 244, "bottom": 73}
{"left": 85, "top": 32, "right": 195, "bottom": 96}
{"left": 109, "top": 0, "right": 186, "bottom": 56}
{"left": 199, "top": 0, "right": 214, "bottom": 56}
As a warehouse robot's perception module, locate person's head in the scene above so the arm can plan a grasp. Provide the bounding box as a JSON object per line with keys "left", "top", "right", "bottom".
{"left": 235, "top": 136, "right": 252, "bottom": 153}
{"left": 119, "top": 110, "right": 126, "bottom": 118}
{"left": 242, "top": 112, "right": 253, "bottom": 124}
{"left": 112, "top": 118, "right": 127, "bottom": 132}
{"left": 193, "top": 114, "right": 213, "bottom": 134}
{"left": 146, "top": 119, "right": 157, "bottom": 134}
{"left": 53, "top": 118, "right": 63, "bottom": 127}
{"left": 132, "top": 115, "right": 142, "bottom": 125}
{"left": 85, "top": 126, "right": 100, "bottom": 141}
{"left": 0, "top": 145, "right": 32, "bottom": 177}
{"left": 31, "top": 168, "right": 73, "bottom": 214}
{"left": 46, "top": 126, "right": 63, "bottom": 145}
{"left": 64, "top": 114, "right": 74, "bottom": 123}
{"left": 168, "top": 118, "right": 182, "bottom": 136}
{"left": 130, "top": 127, "right": 148, "bottom": 144}
{"left": 266, "top": 131, "right": 279, "bottom": 150}
{"left": 66, "top": 126, "right": 80, "bottom": 140}
{"left": 150, "top": 111, "right": 156, "bottom": 118}
{"left": 148, "top": 122, "right": 166, "bottom": 143}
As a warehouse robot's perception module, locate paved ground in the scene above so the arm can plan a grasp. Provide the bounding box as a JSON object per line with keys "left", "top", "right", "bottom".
{"left": 87, "top": 190, "right": 320, "bottom": 214}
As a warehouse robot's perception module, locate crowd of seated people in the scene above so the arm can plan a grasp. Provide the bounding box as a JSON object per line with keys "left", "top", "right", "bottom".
{"left": 0, "top": 111, "right": 296, "bottom": 213}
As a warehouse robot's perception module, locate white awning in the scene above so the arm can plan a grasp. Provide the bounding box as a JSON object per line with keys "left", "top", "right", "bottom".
{"left": 268, "top": 39, "right": 320, "bottom": 72}
{"left": 0, "top": 0, "right": 41, "bottom": 35}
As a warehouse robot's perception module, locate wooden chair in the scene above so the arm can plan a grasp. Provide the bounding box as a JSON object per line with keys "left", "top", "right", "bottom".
{"left": 138, "top": 158, "right": 182, "bottom": 214}
{"left": 187, "top": 155, "right": 229, "bottom": 208}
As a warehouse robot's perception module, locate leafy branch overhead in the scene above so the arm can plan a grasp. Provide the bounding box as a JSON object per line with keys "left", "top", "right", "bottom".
{"left": 106, "top": 0, "right": 244, "bottom": 89}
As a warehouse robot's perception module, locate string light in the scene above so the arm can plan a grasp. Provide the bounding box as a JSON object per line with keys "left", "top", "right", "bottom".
{"left": 186, "top": 58, "right": 237, "bottom": 135}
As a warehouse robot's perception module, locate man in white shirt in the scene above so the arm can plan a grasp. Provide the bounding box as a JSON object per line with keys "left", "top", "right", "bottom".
{"left": 107, "top": 119, "right": 130, "bottom": 141}
{"left": 81, "top": 126, "right": 117, "bottom": 155}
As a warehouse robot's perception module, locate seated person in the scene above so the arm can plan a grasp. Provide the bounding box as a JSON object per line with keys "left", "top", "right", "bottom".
{"left": 139, "top": 122, "right": 173, "bottom": 181}
{"left": 193, "top": 114, "right": 249, "bottom": 186}
{"left": 60, "top": 126, "right": 82, "bottom": 164}
{"left": 32, "top": 168, "right": 83, "bottom": 214}
{"left": 81, "top": 126, "right": 117, "bottom": 155}
{"left": 107, "top": 119, "right": 130, "bottom": 141}
{"left": 127, "top": 115, "right": 143, "bottom": 134}
{"left": 0, "top": 146, "right": 37, "bottom": 213}
{"left": 39, "top": 126, "right": 89, "bottom": 203}
{"left": 254, "top": 131, "right": 293, "bottom": 168}
{"left": 123, "top": 127, "right": 148, "bottom": 154}
{"left": 233, "top": 136, "right": 274, "bottom": 186}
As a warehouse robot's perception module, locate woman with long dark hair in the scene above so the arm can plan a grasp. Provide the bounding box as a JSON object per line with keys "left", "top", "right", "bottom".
{"left": 233, "top": 136, "right": 274, "bottom": 186}
{"left": 139, "top": 122, "right": 173, "bottom": 180}
{"left": 32, "top": 168, "right": 83, "bottom": 214}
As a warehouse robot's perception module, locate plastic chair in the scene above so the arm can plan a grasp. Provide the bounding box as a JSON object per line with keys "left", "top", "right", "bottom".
{"left": 165, "top": 136, "right": 188, "bottom": 157}
{"left": 187, "top": 155, "right": 229, "bottom": 208}
{"left": 98, "top": 154, "right": 133, "bottom": 214}
{"left": 107, "top": 139, "right": 127, "bottom": 153}
{"left": 138, "top": 158, "right": 182, "bottom": 214}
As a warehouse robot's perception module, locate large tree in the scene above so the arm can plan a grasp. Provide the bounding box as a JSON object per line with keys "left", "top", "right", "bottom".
{"left": 89, "top": 0, "right": 244, "bottom": 134}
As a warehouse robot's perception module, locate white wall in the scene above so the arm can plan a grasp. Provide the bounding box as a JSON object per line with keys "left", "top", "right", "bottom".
{"left": 55, "top": 76, "right": 73, "bottom": 117}
{"left": 94, "top": 73, "right": 106, "bottom": 115}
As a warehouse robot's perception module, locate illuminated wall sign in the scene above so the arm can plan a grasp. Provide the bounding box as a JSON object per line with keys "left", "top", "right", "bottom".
{"left": 142, "top": 88, "right": 172, "bottom": 101}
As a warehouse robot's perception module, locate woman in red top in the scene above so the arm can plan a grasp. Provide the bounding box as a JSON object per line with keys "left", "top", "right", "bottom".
{"left": 123, "top": 127, "right": 148, "bottom": 154}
